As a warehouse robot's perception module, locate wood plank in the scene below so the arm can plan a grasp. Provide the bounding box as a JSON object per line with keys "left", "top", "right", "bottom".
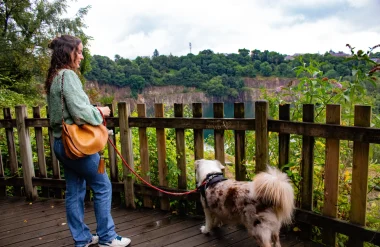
{"left": 0, "top": 118, "right": 16, "bottom": 128}
{"left": 348, "top": 105, "right": 371, "bottom": 247}
{"left": 6, "top": 207, "right": 151, "bottom": 246}
{"left": 33, "top": 106, "right": 48, "bottom": 197}
{"left": 165, "top": 225, "right": 241, "bottom": 247}
{"left": 41, "top": 210, "right": 172, "bottom": 246}
{"left": 196, "top": 228, "right": 250, "bottom": 247}
{"left": 132, "top": 221, "right": 203, "bottom": 247}
{"left": 0, "top": 145, "right": 5, "bottom": 196}
{"left": 300, "top": 104, "right": 315, "bottom": 240}
{"left": 17, "top": 114, "right": 380, "bottom": 145}
{"left": 129, "top": 117, "right": 380, "bottom": 143}
{"left": 46, "top": 106, "right": 61, "bottom": 198}
{"left": 106, "top": 103, "right": 118, "bottom": 183}
{"left": 175, "top": 104, "right": 187, "bottom": 215}
{"left": 214, "top": 103, "right": 225, "bottom": 165}
{"left": 255, "top": 100, "right": 269, "bottom": 173}
{"left": 118, "top": 102, "right": 135, "bottom": 208}
{"left": 193, "top": 103, "right": 204, "bottom": 160}
{"left": 322, "top": 104, "right": 341, "bottom": 246}
{"left": 15, "top": 105, "right": 37, "bottom": 200}
{"left": 155, "top": 103, "right": 169, "bottom": 210}
{"left": 192, "top": 103, "right": 204, "bottom": 215}
{"left": 3, "top": 108, "right": 21, "bottom": 196}
{"left": 175, "top": 104, "right": 186, "bottom": 190}
{"left": 106, "top": 102, "right": 121, "bottom": 205}
{"left": 279, "top": 104, "right": 290, "bottom": 169}
{"left": 129, "top": 117, "right": 255, "bottom": 130}
{"left": 295, "top": 208, "right": 380, "bottom": 245}
{"left": 0, "top": 197, "right": 311, "bottom": 247}
{"left": 137, "top": 104, "right": 152, "bottom": 208}
{"left": 234, "top": 103, "right": 246, "bottom": 181}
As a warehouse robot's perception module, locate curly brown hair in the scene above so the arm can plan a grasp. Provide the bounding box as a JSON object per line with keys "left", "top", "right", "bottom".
{"left": 45, "top": 35, "right": 82, "bottom": 94}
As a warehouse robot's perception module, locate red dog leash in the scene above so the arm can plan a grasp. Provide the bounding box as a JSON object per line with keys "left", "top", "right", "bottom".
{"left": 98, "top": 110, "right": 204, "bottom": 196}
{"left": 107, "top": 137, "right": 204, "bottom": 196}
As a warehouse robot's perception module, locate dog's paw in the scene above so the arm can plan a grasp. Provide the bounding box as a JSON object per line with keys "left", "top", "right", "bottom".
{"left": 200, "top": 225, "right": 210, "bottom": 234}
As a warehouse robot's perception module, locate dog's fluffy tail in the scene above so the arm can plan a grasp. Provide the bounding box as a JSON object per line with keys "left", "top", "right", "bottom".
{"left": 253, "top": 166, "right": 295, "bottom": 224}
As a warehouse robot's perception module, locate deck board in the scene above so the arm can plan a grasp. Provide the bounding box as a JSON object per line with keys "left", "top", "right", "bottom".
{"left": 0, "top": 197, "right": 312, "bottom": 247}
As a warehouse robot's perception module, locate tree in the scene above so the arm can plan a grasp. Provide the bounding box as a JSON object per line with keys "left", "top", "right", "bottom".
{"left": 0, "top": 0, "right": 91, "bottom": 92}
{"left": 260, "top": 62, "right": 272, "bottom": 76}
{"left": 238, "top": 48, "right": 250, "bottom": 57}
{"left": 153, "top": 49, "right": 159, "bottom": 57}
{"left": 128, "top": 75, "right": 146, "bottom": 91}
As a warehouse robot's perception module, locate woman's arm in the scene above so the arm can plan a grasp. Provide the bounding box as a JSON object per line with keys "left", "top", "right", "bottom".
{"left": 62, "top": 70, "right": 104, "bottom": 125}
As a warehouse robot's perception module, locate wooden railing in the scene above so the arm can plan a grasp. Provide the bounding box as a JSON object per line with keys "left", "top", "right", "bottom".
{"left": 0, "top": 101, "right": 380, "bottom": 246}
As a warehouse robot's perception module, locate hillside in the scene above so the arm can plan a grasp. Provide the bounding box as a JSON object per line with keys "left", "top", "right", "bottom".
{"left": 85, "top": 76, "right": 293, "bottom": 110}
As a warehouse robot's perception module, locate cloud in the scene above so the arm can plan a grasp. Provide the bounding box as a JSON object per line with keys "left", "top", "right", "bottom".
{"left": 65, "top": 0, "right": 380, "bottom": 59}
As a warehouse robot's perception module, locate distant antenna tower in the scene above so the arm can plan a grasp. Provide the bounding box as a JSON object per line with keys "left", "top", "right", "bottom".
{"left": 189, "top": 42, "right": 192, "bottom": 54}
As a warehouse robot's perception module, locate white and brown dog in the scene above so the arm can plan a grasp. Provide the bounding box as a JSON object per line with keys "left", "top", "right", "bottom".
{"left": 195, "top": 159, "right": 295, "bottom": 247}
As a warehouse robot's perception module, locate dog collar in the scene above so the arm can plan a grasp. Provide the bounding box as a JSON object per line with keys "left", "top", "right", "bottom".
{"left": 197, "top": 173, "right": 226, "bottom": 208}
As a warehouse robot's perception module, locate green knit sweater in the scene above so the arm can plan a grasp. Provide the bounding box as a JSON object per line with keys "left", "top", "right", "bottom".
{"left": 48, "top": 69, "right": 103, "bottom": 138}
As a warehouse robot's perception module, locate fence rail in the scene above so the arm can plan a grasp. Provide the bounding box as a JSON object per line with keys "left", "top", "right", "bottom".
{"left": 0, "top": 101, "right": 379, "bottom": 246}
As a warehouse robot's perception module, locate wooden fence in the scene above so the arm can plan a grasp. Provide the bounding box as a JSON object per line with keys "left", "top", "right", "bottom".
{"left": 0, "top": 101, "right": 380, "bottom": 246}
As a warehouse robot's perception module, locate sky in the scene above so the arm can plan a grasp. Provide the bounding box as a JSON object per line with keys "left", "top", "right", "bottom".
{"left": 65, "top": 0, "right": 380, "bottom": 60}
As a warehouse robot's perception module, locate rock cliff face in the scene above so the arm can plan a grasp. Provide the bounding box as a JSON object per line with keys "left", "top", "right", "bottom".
{"left": 85, "top": 77, "right": 294, "bottom": 110}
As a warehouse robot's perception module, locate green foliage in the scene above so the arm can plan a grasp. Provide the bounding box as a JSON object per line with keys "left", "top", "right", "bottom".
{"left": 0, "top": 0, "right": 92, "bottom": 96}
{"left": 85, "top": 47, "right": 363, "bottom": 98}
{"left": 210, "top": 46, "right": 380, "bottom": 244}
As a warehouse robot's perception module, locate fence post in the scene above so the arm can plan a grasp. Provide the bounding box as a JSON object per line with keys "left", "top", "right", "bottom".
{"left": 118, "top": 102, "right": 135, "bottom": 209}
{"left": 192, "top": 103, "right": 204, "bottom": 215}
{"left": 15, "top": 105, "right": 37, "bottom": 200}
{"left": 175, "top": 103, "right": 187, "bottom": 215}
{"left": 155, "top": 103, "right": 169, "bottom": 210}
{"left": 3, "top": 108, "right": 21, "bottom": 196}
{"left": 192, "top": 103, "right": 204, "bottom": 160}
{"left": 174, "top": 104, "right": 186, "bottom": 190}
{"left": 106, "top": 102, "right": 121, "bottom": 205}
{"left": 33, "top": 106, "right": 49, "bottom": 197}
{"left": 279, "top": 104, "right": 290, "bottom": 169}
{"left": 0, "top": 147, "right": 5, "bottom": 196}
{"left": 322, "top": 104, "right": 341, "bottom": 246}
{"left": 137, "top": 104, "right": 152, "bottom": 208}
{"left": 234, "top": 103, "right": 246, "bottom": 181}
{"left": 348, "top": 105, "right": 371, "bottom": 247}
{"left": 255, "top": 100, "right": 268, "bottom": 173}
{"left": 300, "top": 104, "right": 315, "bottom": 240}
{"left": 214, "top": 103, "right": 225, "bottom": 165}
{"left": 46, "top": 106, "right": 61, "bottom": 198}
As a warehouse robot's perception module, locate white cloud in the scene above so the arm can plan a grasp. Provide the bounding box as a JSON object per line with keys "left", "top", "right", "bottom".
{"left": 64, "top": 0, "right": 380, "bottom": 59}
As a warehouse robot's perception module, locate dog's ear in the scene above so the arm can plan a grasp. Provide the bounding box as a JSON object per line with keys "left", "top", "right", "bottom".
{"left": 194, "top": 159, "right": 203, "bottom": 170}
{"left": 214, "top": 160, "right": 225, "bottom": 170}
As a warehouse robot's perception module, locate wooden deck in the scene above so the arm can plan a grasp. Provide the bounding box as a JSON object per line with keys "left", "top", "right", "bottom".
{"left": 0, "top": 197, "right": 316, "bottom": 247}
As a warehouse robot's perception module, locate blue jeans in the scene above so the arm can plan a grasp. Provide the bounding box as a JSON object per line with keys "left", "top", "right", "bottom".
{"left": 54, "top": 138, "right": 117, "bottom": 247}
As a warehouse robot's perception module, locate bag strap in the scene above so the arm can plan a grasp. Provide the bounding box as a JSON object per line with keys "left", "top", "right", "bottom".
{"left": 60, "top": 71, "right": 65, "bottom": 123}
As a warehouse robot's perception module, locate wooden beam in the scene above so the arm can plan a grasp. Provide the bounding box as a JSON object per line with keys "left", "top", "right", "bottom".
{"left": 118, "top": 102, "right": 135, "bottom": 209}
{"left": 137, "top": 104, "right": 152, "bottom": 208}
{"left": 349, "top": 105, "right": 371, "bottom": 247}
{"left": 255, "top": 100, "right": 269, "bottom": 173}
{"left": 322, "top": 104, "right": 341, "bottom": 246}
{"left": 234, "top": 103, "right": 246, "bottom": 181}
{"left": 295, "top": 209, "right": 380, "bottom": 246}
{"left": 214, "top": 103, "right": 225, "bottom": 165}
{"left": 15, "top": 105, "right": 37, "bottom": 200}
{"left": 278, "top": 104, "right": 290, "bottom": 169}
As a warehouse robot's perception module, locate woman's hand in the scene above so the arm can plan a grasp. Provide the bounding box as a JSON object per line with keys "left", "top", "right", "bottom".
{"left": 98, "top": 106, "right": 111, "bottom": 117}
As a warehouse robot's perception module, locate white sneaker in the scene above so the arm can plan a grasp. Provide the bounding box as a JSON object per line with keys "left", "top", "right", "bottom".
{"left": 98, "top": 236, "right": 131, "bottom": 247}
{"left": 84, "top": 234, "right": 99, "bottom": 247}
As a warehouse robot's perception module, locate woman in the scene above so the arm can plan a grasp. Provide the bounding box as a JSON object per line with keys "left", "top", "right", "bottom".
{"left": 45, "top": 35, "right": 131, "bottom": 247}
